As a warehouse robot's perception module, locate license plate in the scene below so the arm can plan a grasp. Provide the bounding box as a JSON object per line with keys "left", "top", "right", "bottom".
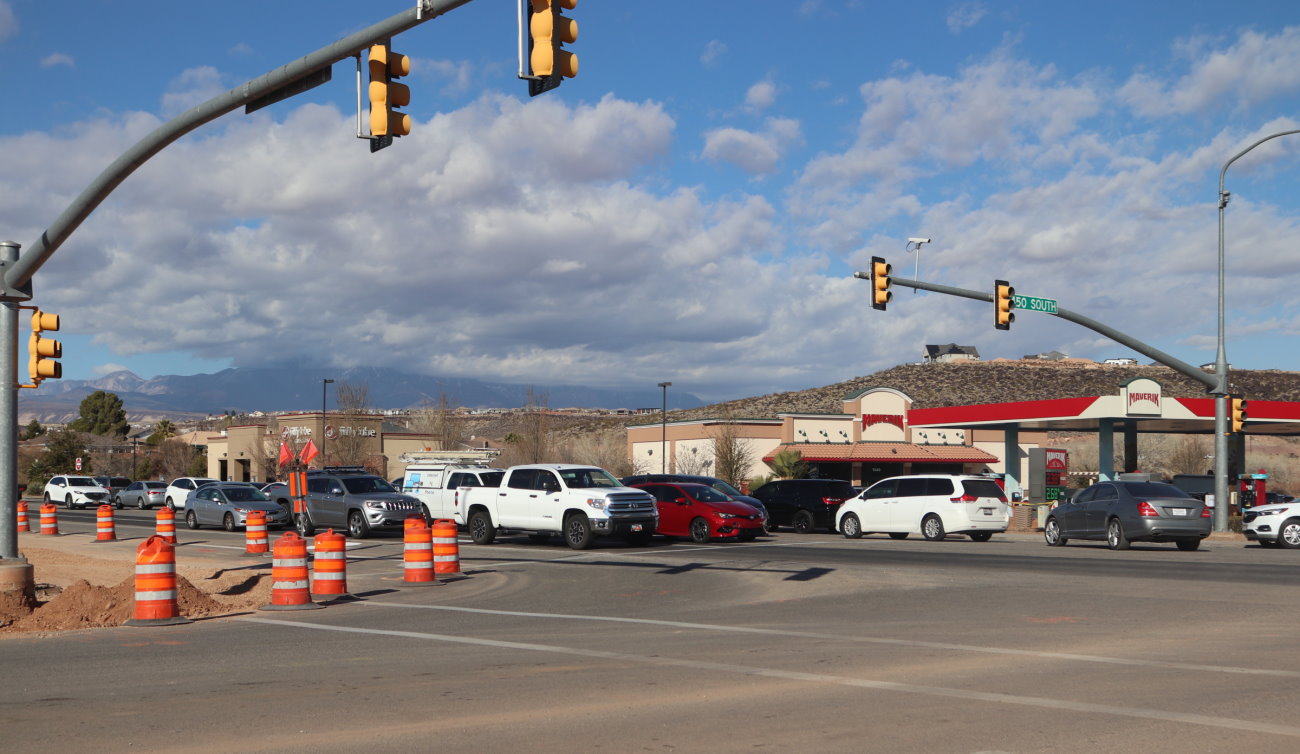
{"left": 631, "top": 524, "right": 643, "bottom": 532}
{"left": 1170, "top": 508, "right": 1188, "bottom": 516}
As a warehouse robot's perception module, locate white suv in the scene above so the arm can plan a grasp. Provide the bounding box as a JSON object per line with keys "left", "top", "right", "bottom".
{"left": 1243, "top": 503, "right": 1300, "bottom": 548}
{"left": 836, "top": 474, "right": 1011, "bottom": 542}
{"left": 43, "top": 475, "right": 114, "bottom": 509}
{"left": 165, "top": 477, "right": 219, "bottom": 510}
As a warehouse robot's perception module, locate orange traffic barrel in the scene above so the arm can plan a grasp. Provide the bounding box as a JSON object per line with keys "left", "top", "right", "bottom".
{"left": 124, "top": 535, "right": 192, "bottom": 626}
{"left": 402, "top": 519, "right": 436, "bottom": 585}
{"left": 310, "top": 529, "right": 351, "bottom": 600}
{"left": 259, "top": 531, "right": 322, "bottom": 611}
{"left": 432, "top": 518, "right": 463, "bottom": 579}
{"left": 242, "top": 510, "right": 269, "bottom": 556}
{"left": 155, "top": 507, "right": 177, "bottom": 544}
{"left": 39, "top": 502, "right": 58, "bottom": 536}
{"left": 16, "top": 500, "right": 29, "bottom": 533}
{"left": 93, "top": 504, "right": 117, "bottom": 542}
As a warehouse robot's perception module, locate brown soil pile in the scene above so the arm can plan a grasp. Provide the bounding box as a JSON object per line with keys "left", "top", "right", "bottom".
{"left": 0, "top": 548, "right": 277, "bottom": 635}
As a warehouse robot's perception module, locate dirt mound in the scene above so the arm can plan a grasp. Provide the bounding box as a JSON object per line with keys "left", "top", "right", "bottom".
{"left": 1, "top": 554, "right": 277, "bottom": 635}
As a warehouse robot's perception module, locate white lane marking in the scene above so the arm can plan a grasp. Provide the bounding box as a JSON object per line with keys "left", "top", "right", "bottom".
{"left": 354, "top": 602, "right": 1300, "bottom": 679}
{"left": 235, "top": 615, "right": 1300, "bottom": 737}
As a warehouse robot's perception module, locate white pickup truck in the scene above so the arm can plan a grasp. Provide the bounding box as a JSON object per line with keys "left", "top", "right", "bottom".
{"left": 459, "top": 464, "right": 658, "bottom": 549}
{"left": 402, "top": 462, "right": 505, "bottom": 525}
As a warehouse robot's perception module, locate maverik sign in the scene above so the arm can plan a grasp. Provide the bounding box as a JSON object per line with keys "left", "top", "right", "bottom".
{"left": 1123, "top": 377, "right": 1163, "bottom": 416}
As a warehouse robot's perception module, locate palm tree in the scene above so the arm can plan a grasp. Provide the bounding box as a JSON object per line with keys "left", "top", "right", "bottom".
{"left": 769, "top": 449, "right": 808, "bottom": 480}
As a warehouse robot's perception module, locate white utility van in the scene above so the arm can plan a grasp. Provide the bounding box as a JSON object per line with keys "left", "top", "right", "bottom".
{"left": 835, "top": 474, "right": 1010, "bottom": 542}
{"left": 400, "top": 452, "right": 505, "bottom": 525}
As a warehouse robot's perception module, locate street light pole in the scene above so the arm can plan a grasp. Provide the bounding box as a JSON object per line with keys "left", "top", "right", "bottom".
{"left": 1214, "top": 128, "right": 1300, "bottom": 531}
{"left": 657, "top": 382, "right": 672, "bottom": 474}
{"left": 321, "top": 378, "right": 334, "bottom": 469}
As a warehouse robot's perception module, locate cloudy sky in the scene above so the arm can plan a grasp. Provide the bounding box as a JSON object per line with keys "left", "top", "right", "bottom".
{"left": 2, "top": 1, "right": 1299, "bottom": 403}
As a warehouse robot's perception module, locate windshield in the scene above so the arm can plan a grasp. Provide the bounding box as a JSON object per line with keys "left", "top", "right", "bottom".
{"left": 687, "top": 485, "right": 731, "bottom": 503}
{"left": 144, "top": 482, "right": 166, "bottom": 489}
{"left": 478, "top": 471, "right": 505, "bottom": 487}
{"left": 69, "top": 477, "right": 97, "bottom": 487}
{"left": 341, "top": 476, "right": 398, "bottom": 494}
{"left": 559, "top": 468, "right": 621, "bottom": 489}
{"left": 1123, "top": 482, "right": 1192, "bottom": 499}
{"left": 224, "top": 487, "right": 270, "bottom": 502}
{"left": 709, "top": 480, "right": 743, "bottom": 497}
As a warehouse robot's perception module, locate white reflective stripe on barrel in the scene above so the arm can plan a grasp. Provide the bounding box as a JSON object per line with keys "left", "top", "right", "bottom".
{"left": 273, "top": 579, "right": 309, "bottom": 590}
{"left": 405, "top": 542, "right": 432, "bottom": 551}
{"left": 135, "top": 564, "right": 175, "bottom": 574}
{"left": 314, "top": 551, "right": 344, "bottom": 560}
{"left": 433, "top": 555, "right": 458, "bottom": 562}
{"left": 273, "top": 558, "right": 308, "bottom": 568}
{"left": 314, "top": 572, "right": 345, "bottom": 581}
{"left": 135, "top": 590, "right": 177, "bottom": 601}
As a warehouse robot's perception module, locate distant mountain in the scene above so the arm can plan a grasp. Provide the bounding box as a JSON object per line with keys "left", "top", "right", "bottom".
{"left": 18, "top": 366, "right": 706, "bottom": 424}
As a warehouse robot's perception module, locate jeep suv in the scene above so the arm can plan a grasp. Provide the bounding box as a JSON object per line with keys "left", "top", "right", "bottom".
{"left": 296, "top": 467, "right": 422, "bottom": 539}
{"left": 750, "top": 479, "right": 856, "bottom": 533}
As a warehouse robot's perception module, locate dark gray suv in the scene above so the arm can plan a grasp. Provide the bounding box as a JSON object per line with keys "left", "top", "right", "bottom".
{"left": 296, "top": 467, "right": 423, "bottom": 539}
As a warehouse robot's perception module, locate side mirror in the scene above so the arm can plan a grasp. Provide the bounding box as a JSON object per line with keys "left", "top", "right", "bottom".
{"left": 675, "top": 497, "right": 690, "bottom": 505}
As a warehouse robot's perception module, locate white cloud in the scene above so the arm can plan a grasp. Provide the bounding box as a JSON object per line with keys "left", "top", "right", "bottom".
{"left": 1120, "top": 26, "right": 1300, "bottom": 116}
{"left": 93, "top": 363, "right": 131, "bottom": 377}
{"left": 0, "top": 1, "right": 16, "bottom": 41}
{"left": 946, "top": 2, "right": 986, "bottom": 34}
{"left": 160, "top": 66, "right": 227, "bottom": 117}
{"left": 702, "top": 117, "right": 803, "bottom": 175}
{"left": 40, "top": 53, "right": 73, "bottom": 68}
{"left": 700, "top": 40, "right": 727, "bottom": 67}
{"left": 745, "top": 80, "right": 776, "bottom": 112}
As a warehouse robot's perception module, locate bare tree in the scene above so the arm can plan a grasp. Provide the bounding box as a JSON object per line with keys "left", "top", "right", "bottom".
{"left": 334, "top": 381, "right": 372, "bottom": 414}
{"left": 557, "top": 429, "right": 635, "bottom": 476}
{"left": 1168, "top": 436, "right": 1211, "bottom": 476}
{"left": 157, "top": 439, "right": 197, "bottom": 479}
{"left": 331, "top": 380, "right": 374, "bottom": 467}
{"left": 674, "top": 445, "right": 713, "bottom": 475}
{"left": 408, "top": 392, "right": 465, "bottom": 451}
{"left": 713, "top": 417, "right": 756, "bottom": 488}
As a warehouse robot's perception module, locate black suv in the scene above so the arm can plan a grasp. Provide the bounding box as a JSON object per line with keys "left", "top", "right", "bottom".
{"left": 750, "top": 479, "right": 855, "bottom": 533}
{"left": 297, "top": 466, "right": 422, "bottom": 539}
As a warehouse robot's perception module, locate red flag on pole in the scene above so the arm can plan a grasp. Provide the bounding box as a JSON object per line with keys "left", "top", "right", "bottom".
{"left": 299, "top": 439, "right": 320, "bottom": 466}
{"left": 278, "top": 441, "right": 293, "bottom": 468}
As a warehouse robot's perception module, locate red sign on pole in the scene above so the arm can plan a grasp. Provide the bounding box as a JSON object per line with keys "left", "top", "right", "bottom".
{"left": 75, "top": 457, "right": 82, "bottom": 471}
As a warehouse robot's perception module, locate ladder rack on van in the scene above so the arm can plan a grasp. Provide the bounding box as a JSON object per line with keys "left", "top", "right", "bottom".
{"left": 398, "top": 449, "right": 501, "bottom": 465}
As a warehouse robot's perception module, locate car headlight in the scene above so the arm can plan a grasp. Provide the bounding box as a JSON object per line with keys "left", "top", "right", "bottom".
{"left": 715, "top": 512, "right": 737, "bottom": 519}
{"left": 1258, "top": 508, "right": 1287, "bottom": 516}
{"left": 585, "top": 498, "right": 605, "bottom": 510}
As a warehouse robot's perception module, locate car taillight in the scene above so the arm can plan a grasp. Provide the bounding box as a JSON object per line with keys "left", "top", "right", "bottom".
{"left": 822, "top": 497, "right": 845, "bottom": 505}
{"left": 1137, "top": 501, "right": 1159, "bottom": 517}
{"left": 1200, "top": 505, "right": 1212, "bottom": 518}
{"left": 950, "top": 493, "right": 978, "bottom": 502}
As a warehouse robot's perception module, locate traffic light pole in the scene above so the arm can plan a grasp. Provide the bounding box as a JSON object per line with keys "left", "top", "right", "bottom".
{"left": 0, "top": 0, "right": 478, "bottom": 571}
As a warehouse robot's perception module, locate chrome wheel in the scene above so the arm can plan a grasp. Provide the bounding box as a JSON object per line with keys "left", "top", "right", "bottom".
{"left": 1044, "top": 518, "right": 1066, "bottom": 546}
{"left": 841, "top": 513, "right": 862, "bottom": 539}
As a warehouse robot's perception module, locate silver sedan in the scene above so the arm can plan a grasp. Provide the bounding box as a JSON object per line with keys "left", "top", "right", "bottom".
{"left": 184, "top": 483, "right": 292, "bottom": 531}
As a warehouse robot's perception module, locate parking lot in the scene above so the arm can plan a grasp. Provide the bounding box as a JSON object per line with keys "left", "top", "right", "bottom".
{"left": 5, "top": 506, "right": 1300, "bottom": 752}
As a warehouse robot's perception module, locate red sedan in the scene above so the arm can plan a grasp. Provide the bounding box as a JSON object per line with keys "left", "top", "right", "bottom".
{"left": 633, "top": 482, "right": 765, "bottom": 543}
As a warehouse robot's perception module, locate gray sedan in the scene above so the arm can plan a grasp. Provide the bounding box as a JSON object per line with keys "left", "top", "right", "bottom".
{"left": 184, "top": 483, "right": 291, "bottom": 531}
{"left": 117, "top": 480, "right": 166, "bottom": 509}
{"left": 1044, "top": 480, "right": 1211, "bottom": 551}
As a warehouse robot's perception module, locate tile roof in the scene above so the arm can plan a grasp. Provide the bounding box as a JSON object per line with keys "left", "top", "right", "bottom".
{"left": 764, "top": 442, "right": 997, "bottom": 463}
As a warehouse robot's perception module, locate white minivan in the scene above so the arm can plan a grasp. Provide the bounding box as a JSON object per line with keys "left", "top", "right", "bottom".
{"left": 836, "top": 475, "right": 1010, "bottom": 542}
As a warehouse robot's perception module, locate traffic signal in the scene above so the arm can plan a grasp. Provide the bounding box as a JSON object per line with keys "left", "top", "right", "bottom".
{"left": 28, "top": 309, "right": 62, "bottom": 386}
{"left": 527, "top": 0, "right": 578, "bottom": 97}
{"left": 1231, "top": 396, "right": 1248, "bottom": 433}
{"left": 368, "top": 42, "right": 411, "bottom": 141}
{"left": 871, "top": 256, "right": 892, "bottom": 311}
{"left": 994, "top": 280, "right": 1015, "bottom": 330}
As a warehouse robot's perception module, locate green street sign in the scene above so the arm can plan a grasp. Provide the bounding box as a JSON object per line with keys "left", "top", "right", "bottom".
{"left": 1013, "top": 294, "right": 1058, "bottom": 314}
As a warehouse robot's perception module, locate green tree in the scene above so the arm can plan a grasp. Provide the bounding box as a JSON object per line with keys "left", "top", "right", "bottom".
{"left": 769, "top": 449, "right": 808, "bottom": 480}
{"left": 147, "top": 419, "right": 177, "bottom": 446}
{"left": 68, "top": 390, "right": 130, "bottom": 437}
{"left": 24, "top": 429, "right": 91, "bottom": 492}
{"left": 19, "top": 419, "right": 44, "bottom": 441}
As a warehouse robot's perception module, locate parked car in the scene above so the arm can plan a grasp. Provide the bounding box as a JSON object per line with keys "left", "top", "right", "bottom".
{"left": 117, "top": 480, "right": 166, "bottom": 509}
{"left": 164, "top": 477, "right": 219, "bottom": 510}
{"left": 836, "top": 475, "right": 1010, "bottom": 542}
{"left": 632, "top": 482, "right": 765, "bottom": 542}
{"left": 1243, "top": 502, "right": 1300, "bottom": 548}
{"left": 296, "top": 467, "right": 423, "bottom": 539}
{"left": 621, "top": 473, "right": 770, "bottom": 531}
{"left": 750, "top": 479, "right": 855, "bottom": 533}
{"left": 93, "top": 476, "right": 132, "bottom": 500}
{"left": 184, "top": 483, "right": 292, "bottom": 531}
{"left": 1044, "top": 480, "right": 1211, "bottom": 551}
{"left": 43, "top": 475, "right": 113, "bottom": 509}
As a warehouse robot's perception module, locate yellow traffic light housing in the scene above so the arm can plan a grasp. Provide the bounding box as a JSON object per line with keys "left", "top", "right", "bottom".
{"left": 1231, "top": 396, "right": 1248, "bottom": 433}
{"left": 994, "top": 280, "right": 1015, "bottom": 330}
{"left": 27, "top": 309, "right": 62, "bottom": 387}
{"left": 527, "top": 0, "right": 578, "bottom": 96}
{"left": 368, "top": 42, "right": 411, "bottom": 145}
{"left": 870, "top": 256, "right": 892, "bottom": 311}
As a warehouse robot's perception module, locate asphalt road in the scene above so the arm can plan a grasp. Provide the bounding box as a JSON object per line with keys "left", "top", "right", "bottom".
{"left": 6, "top": 510, "right": 1300, "bottom": 753}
